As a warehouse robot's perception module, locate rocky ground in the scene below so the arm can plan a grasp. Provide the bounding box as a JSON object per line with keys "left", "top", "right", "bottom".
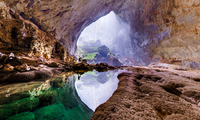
{"left": 91, "top": 64, "right": 200, "bottom": 119}
{"left": 0, "top": 51, "right": 118, "bottom": 83}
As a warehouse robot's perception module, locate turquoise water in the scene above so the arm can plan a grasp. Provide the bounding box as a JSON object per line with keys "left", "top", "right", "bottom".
{"left": 0, "top": 69, "right": 123, "bottom": 120}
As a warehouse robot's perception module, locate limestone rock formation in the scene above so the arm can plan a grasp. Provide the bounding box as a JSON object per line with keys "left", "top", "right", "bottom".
{"left": 3, "top": 0, "right": 199, "bottom": 67}
{"left": 3, "top": 64, "right": 14, "bottom": 72}
{"left": 91, "top": 66, "right": 200, "bottom": 119}
{"left": 47, "top": 62, "right": 59, "bottom": 67}
{"left": 2, "top": 0, "right": 174, "bottom": 65}
{"left": 0, "top": 1, "right": 57, "bottom": 59}
{"left": 151, "top": 0, "right": 200, "bottom": 66}
{"left": 15, "top": 63, "right": 30, "bottom": 72}
{"left": 0, "top": 0, "right": 200, "bottom": 118}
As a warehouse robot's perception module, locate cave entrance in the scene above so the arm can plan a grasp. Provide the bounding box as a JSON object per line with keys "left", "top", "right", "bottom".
{"left": 77, "top": 11, "right": 135, "bottom": 66}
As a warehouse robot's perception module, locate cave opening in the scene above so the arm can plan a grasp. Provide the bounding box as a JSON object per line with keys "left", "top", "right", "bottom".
{"left": 76, "top": 11, "right": 136, "bottom": 66}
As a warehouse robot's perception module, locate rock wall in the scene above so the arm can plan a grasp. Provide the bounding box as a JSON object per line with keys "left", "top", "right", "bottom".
{"left": 0, "top": 1, "right": 57, "bottom": 59}
{"left": 151, "top": 0, "right": 200, "bottom": 68}
{"left": 1, "top": 0, "right": 200, "bottom": 66}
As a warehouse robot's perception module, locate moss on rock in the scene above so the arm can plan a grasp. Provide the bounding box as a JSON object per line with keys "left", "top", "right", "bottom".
{"left": 7, "top": 112, "right": 35, "bottom": 120}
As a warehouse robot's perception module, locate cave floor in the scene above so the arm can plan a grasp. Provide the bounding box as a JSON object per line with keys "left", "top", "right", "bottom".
{"left": 91, "top": 65, "right": 200, "bottom": 119}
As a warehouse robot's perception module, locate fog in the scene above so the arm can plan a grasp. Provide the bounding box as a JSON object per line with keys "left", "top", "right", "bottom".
{"left": 77, "top": 11, "right": 133, "bottom": 57}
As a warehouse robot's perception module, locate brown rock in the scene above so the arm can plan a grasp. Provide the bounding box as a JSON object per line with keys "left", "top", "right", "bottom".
{"left": 48, "top": 62, "right": 59, "bottom": 67}
{"left": 38, "top": 64, "right": 48, "bottom": 68}
{"left": 29, "top": 65, "right": 38, "bottom": 70}
{"left": 72, "top": 63, "right": 87, "bottom": 70}
{"left": 1, "top": 67, "right": 64, "bottom": 83}
{"left": 91, "top": 66, "right": 200, "bottom": 119}
{"left": 99, "top": 63, "right": 108, "bottom": 66}
{"left": 0, "top": 2, "right": 56, "bottom": 60}
{"left": 0, "top": 64, "right": 3, "bottom": 69}
{"left": 18, "top": 57, "right": 39, "bottom": 66}
{"left": 3, "top": 64, "right": 14, "bottom": 72}
{"left": 81, "top": 59, "right": 87, "bottom": 64}
{"left": 1, "top": 0, "right": 199, "bottom": 67}
{"left": 0, "top": 54, "right": 6, "bottom": 63}
{"left": 15, "top": 63, "right": 30, "bottom": 72}
{"left": 4, "top": 56, "right": 21, "bottom": 66}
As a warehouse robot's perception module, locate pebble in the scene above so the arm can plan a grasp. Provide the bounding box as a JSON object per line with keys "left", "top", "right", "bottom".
{"left": 9, "top": 52, "right": 15, "bottom": 57}
{"left": 5, "top": 94, "right": 10, "bottom": 97}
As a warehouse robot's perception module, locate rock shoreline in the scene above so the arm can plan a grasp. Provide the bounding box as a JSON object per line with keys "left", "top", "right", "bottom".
{"left": 91, "top": 66, "right": 200, "bottom": 119}
{"left": 0, "top": 67, "right": 65, "bottom": 83}
{"left": 0, "top": 52, "right": 120, "bottom": 83}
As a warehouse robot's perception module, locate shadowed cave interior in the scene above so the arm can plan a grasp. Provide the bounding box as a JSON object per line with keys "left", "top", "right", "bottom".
{"left": 0, "top": 0, "right": 200, "bottom": 120}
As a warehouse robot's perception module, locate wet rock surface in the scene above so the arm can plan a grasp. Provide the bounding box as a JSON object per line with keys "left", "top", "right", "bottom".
{"left": 0, "top": 52, "right": 65, "bottom": 83}
{"left": 0, "top": 51, "right": 117, "bottom": 83}
{"left": 91, "top": 66, "right": 200, "bottom": 119}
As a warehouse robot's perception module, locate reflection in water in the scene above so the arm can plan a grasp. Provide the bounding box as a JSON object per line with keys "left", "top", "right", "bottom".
{"left": 75, "top": 69, "right": 125, "bottom": 111}
{"left": 0, "top": 69, "right": 124, "bottom": 119}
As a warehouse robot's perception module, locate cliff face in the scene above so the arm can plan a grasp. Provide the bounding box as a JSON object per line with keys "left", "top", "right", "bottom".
{"left": 152, "top": 0, "right": 200, "bottom": 68}
{"left": 1, "top": 0, "right": 200, "bottom": 66}
{"left": 0, "top": 2, "right": 56, "bottom": 59}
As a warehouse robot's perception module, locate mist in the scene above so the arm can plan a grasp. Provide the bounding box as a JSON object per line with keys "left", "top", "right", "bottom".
{"left": 77, "top": 11, "right": 133, "bottom": 57}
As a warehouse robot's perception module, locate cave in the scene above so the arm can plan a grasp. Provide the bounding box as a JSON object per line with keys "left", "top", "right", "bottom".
{"left": 77, "top": 11, "right": 134, "bottom": 66}
{"left": 0, "top": 0, "right": 200, "bottom": 119}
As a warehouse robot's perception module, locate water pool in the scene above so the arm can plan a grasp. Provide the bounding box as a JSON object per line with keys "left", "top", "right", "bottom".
{"left": 0, "top": 69, "right": 124, "bottom": 120}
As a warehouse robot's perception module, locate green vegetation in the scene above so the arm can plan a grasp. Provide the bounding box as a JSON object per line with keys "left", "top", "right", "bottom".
{"left": 85, "top": 71, "right": 97, "bottom": 76}
{"left": 77, "top": 44, "right": 115, "bottom": 65}
{"left": 83, "top": 52, "right": 98, "bottom": 60}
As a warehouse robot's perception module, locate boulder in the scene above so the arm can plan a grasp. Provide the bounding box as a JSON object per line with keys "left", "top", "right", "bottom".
{"left": 3, "top": 64, "right": 14, "bottom": 72}
{"left": 48, "top": 62, "right": 59, "bottom": 67}
{"left": 72, "top": 63, "right": 90, "bottom": 70}
{"left": 95, "top": 63, "right": 109, "bottom": 70}
{"left": 0, "top": 64, "right": 3, "bottom": 69}
{"left": 18, "top": 57, "right": 39, "bottom": 66}
{"left": 81, "top": 59, "right": 87, "bottom": 64}
{"left": 29, "top": 66, "right": 38, "bottom": 70}
{"left": 99, "top": 62, "right": 108, "bottom": 66}
{"left": 37, "top": 57, "right": 46, "bottom": 63}
{"left": 15, "top": 64, "right": 30, "bottom": 72}
{"left": 38, "top": 64, "right": 48, "bottom": 68}
{"left": 0, "top": 53, "right": 6, "bottom": 63}
{"left": 4, "top": 53, "right": 22, "bottom": 66}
